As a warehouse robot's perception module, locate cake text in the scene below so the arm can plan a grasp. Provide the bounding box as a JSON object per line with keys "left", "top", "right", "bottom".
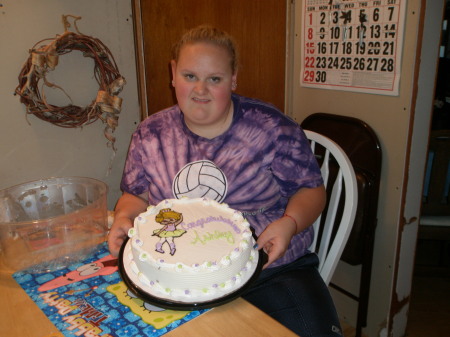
{"left": 181, "top": 215, "right": 241, "bottom": 234}
{"left": 190, "top": 229, "right": 235, "bottom": 245}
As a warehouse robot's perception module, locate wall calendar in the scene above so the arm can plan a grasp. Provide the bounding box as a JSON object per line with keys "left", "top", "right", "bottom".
{"left": 300, "top": 0, "right": 407, "bottom": 95}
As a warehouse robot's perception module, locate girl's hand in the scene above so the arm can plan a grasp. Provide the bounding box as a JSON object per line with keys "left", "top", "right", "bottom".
{"left": 255, "top": 185, "right": 326, "bottom": 268}
{"left": 107, "top": 216, "right": 134, "bottom": 257}
{"left": 107, "top": 192, "right": 148, "bottom": 257}
{"left": 255, "top": 216, "right": 297, "bottom": 269}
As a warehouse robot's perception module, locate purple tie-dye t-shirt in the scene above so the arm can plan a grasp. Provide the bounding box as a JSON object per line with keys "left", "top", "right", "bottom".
{"left": 121, "top": 94, "right": 323, "bottom": 268}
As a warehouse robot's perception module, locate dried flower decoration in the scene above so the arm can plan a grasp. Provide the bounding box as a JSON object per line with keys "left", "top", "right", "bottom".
{"left": 14, "top": 15, "right": 126, "bottom": 153}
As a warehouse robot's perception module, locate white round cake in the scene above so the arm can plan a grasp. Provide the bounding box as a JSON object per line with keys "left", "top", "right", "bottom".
{"left": 125, "top": 197, "right": 258, "bottom": 302}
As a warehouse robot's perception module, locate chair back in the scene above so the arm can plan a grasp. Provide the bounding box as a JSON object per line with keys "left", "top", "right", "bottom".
{"left": 304, "top": 130, "right": 358, "bottom": 285}
{"left": 302, "top": 113, "right": 381, "bottom": 265}
{"left": 302, "top": 113, "right": 381, "bottom": 336}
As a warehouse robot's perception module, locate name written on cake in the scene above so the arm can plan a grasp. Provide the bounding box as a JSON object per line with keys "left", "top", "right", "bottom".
{"left": 190, "top": 229, "right": 235, "bottom": 245}
{"left": 180, "top": 215, "right": 241, "bottom": 234}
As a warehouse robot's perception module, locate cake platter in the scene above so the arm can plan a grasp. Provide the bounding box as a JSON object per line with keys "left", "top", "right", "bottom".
{"left": 118, "top": 237, "right": 266, "bottom": 311}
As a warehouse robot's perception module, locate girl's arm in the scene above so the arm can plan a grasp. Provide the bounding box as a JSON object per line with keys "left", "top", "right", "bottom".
{"left": 255, "top": 185, "right": 326, "bottom": 268}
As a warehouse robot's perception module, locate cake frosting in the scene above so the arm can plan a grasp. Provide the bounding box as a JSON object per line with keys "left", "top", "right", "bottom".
{"left": 126, "top": 197, "right": 258, "bottom": 302}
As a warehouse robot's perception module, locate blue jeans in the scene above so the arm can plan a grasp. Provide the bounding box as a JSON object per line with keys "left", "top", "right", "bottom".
{"left": 242, "top": 253, "right": 343, "bottom": 337}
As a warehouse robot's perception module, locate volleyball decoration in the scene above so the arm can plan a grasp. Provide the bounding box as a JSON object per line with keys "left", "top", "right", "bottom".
{"left": 172, "top": 160, "right": 228, "bottom": 202}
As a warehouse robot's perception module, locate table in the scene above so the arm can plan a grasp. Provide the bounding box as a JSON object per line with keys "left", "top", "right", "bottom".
{"left": 0, "top": 266, "right": 298, "bottom": 337}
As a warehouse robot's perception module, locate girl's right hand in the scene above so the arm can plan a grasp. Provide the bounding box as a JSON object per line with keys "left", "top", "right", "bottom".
{"left": 108, "top": 216, "right": 134, "bottom": 257}
{"left": 107, "top": 192, "right": 149, "bottom": 257}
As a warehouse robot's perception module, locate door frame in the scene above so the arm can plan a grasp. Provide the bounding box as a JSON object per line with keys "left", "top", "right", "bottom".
{"left": 131, "top": 0, "right": 148, "bottom": 121}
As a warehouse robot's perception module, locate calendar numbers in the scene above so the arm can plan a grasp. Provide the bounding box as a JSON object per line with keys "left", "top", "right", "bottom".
{"left": 313, "top": 56, "right": 394, "bottom": 72}
{"left": 301, "top": 0, "right": 405, "bottom": 94}
{"left": 303, "top": 70, "right": 327, "bottom": 83}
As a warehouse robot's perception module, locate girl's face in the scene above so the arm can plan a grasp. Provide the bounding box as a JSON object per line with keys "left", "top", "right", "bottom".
{"left": 171, "top": 42, "right": 237, "bottom": 138}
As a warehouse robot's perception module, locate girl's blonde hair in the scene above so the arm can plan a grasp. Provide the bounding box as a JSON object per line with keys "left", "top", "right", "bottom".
{"left": 172, "top": 25, "right": 239, "bottom": 74}
{"left": 155, "top": 208, "right": 182, "bottom": 223}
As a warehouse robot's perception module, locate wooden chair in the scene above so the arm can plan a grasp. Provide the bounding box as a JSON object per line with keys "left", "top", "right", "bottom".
{"left": 302, "top": 113, "right": 382, "bottom": 337}
{"left": 304, "top": 130, "right": 358, "bottom": 285}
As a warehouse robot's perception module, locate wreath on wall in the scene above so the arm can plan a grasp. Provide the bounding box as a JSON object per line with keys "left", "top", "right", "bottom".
{"left": 14, "top": 15, "right": 126, "bottom": 152}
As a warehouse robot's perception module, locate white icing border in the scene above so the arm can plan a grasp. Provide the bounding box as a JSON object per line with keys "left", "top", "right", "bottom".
{"left": 122, "top": 239, "right": 260, "bottom": 303}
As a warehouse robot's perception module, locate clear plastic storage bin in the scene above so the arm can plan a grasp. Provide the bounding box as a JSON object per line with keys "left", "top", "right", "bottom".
{"left": 0, "top": 177, "right": 108, "bottom": 273}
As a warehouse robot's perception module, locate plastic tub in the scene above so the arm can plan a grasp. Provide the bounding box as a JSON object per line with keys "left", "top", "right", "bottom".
{"left": 0, "top": 177, "right": 108, "bottom": 273}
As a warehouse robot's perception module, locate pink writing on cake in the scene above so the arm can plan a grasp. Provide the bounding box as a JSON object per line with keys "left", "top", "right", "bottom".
{"left": 190, "top": 230, "right": 235, "bottom": 245}
{"left": 181, "top": 215, "right": 241, "bottom": 233}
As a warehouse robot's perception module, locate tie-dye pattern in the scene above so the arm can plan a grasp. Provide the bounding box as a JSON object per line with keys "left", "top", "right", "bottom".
{"left": 121, "top": 94, "right": 323, "bottom": 268}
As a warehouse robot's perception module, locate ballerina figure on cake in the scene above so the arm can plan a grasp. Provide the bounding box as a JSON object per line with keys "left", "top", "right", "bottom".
{"left": 152, "top": 208, "right": 186, "bottom": 255}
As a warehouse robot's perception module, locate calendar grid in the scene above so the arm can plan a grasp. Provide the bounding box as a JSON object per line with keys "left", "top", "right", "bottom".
{"left": 300, "top": 0, "right": 406, "bottom": 95}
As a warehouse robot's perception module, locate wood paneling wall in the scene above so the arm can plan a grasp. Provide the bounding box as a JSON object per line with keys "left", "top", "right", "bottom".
{"left": 135, "top": 0, "right": 287, "bottom": 117}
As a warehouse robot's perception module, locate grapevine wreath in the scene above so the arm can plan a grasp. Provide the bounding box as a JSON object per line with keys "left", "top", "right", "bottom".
{"left": 14, "top": 15, "right": 126, "bottom": 151}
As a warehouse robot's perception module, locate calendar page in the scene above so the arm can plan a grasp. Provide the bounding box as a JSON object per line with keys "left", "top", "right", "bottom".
{"left": 300, "top": 0, "right": 407, "bottom": 95}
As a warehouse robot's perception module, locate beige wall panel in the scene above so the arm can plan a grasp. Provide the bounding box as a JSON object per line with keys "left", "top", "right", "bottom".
{"left": 0, "top": 0, "right": 140, "bottom": 209}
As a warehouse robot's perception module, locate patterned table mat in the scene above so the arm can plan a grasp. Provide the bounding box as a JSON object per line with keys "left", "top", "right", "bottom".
{"left": 13, "top": 243, "right": 208, "bottom": 337}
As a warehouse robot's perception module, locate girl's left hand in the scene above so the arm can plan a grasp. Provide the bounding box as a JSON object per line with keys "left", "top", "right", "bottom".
{"left": 254, "top": 216, "right": 297, "bottom": 269}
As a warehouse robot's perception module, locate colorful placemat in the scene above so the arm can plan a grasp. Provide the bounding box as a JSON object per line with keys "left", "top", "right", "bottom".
{"left": 13, "top": 243, "right": 209, "bottom": 337}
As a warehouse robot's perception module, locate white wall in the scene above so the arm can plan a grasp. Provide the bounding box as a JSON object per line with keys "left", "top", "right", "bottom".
{"left": 289, "top": 0, "right": 444, "bottom": 336}
{"left": 0, "top": 0, "right": 140, "bottom": 210}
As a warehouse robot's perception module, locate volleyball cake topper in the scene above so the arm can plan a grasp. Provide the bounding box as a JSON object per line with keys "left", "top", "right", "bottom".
{"left": 172, "top": 160, "right": 227, "bottom": 202}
